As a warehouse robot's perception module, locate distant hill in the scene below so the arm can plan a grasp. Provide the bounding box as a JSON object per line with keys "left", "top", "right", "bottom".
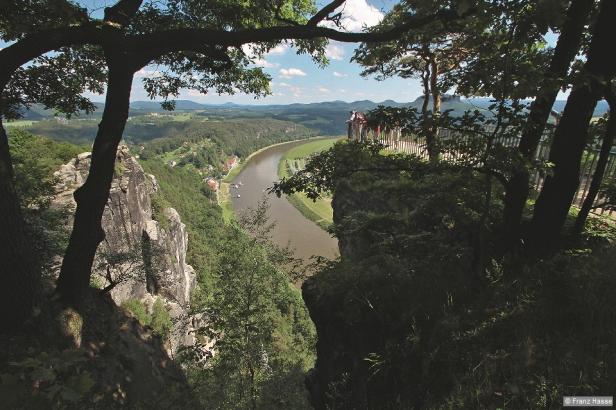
{"left": 465, "top": 98, "right": 609, "bottom": 117}
{"left": 15, "top": 96, "right": 610, "bottom": 136}
{"left": 130, "top": 100, "right": 208, "bottom": 111}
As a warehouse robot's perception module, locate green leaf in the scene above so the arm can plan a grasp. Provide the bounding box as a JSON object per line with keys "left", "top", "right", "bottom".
{"left": 31, "top": 367, "right": 56, "bottom": 383}
{"left": 456, "top": 0, "right": 472, "bottom": 15}
{"left": 66, "top": 373, "right": 95, "bottom": 396}
{"left": 45, "top": 384, "right": 62, "bottom": 400}
{"left": 9, "top": 357, "right": 41, "bottom": 368}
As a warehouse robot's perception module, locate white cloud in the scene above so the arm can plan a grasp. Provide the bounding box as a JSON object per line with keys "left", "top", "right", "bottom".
{"left": 333, "top": 71, "right": 348, "bottom": 78}
{"left": 325, "top": 43, "right": 345, "bottom": 60}
{"left": 273, "top": 81, "right": 302, "bottom": 96}
{"left": 318, "top": 86, "right": 331, "bottom": 94}
{"left": 279, "top": 68, "right": 307, "bottom": 79}
{"left": 241, "top": 43, "right": 254, "bottom": 56}
{"left": 242, "top": 42, "right": 288, "bottom": 57}
{"left": 136, "top": 67, "right": 162, "bottom": 77}
{"left": 267, "top": 43, "right": 289, "bottom": 55}
{"left": 241, "top": 44, "right": 282, "bottom": 68}
{"left": 320, "top": 0, "right": 384, "bottom": 32}
{"left": 253, "top": 58, "right": 279, "bottom": 68}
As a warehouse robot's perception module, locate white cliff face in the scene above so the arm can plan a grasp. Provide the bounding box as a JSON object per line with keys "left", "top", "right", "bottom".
{"left": 52, "top": 146, "right": 197, "bottom": 354}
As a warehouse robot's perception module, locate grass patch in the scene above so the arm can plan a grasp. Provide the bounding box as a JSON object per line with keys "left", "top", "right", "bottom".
{"left": 283, "top": 137, "right": 341, "bottom": 159}
{"left": 5, "top": 120, "right": 36, "bottom": 128}
{"left": 220, "top": 136, "right": 337, "bottom": 221}
{"left": 278, "top": 137, "right": 341, "bottom": 230}
{"left": 218, "top": 182, "right": 234, "bottom": 223}
{"left": 223, "top": 163, "right": 244, "bottom": 183}
{"left": 287, "top": 193, "right": 332, "bottom": 231}
{"left": 171, "top": 113, "right": 193, "bottom": 122}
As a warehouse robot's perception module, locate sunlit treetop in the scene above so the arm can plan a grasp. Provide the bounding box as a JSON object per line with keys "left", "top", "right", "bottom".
{"left": 354, "top": 0, "right": 575, "bottom": 100}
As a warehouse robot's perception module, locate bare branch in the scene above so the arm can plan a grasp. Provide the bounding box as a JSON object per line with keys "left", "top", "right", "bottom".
{"left": 104, "top": 0, "right": 144, "bottom": 27}
{"left": 307, "top": 0, "right": 347, "bottom": 26}
{"left": 100, "top": 265, "right": 117, "bottom": 294}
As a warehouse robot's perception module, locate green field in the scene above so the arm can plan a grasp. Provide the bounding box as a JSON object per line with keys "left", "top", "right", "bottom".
{"left": 218, "top": 182, "right": 235, "bottom": 223}
{"left": 278, "top": 137, "right": 342, "bottom": 230}
{"left": 4, "top": 120, "right": 36, "bottom": 128}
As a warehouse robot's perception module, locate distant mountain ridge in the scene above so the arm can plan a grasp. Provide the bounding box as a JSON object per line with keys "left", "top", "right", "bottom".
{"left": 16, "top": 97, "right": 609, "bottom": 136}
{"left": 23, "top": 96, "right": 607, "bottom": 116}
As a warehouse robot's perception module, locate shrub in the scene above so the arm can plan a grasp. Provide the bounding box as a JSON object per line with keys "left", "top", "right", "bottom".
{"left": 151, "top": 298, "right": 172, "bottom": 338}
{"left": 122, "top": 299, "right": 151, "bottom": 327}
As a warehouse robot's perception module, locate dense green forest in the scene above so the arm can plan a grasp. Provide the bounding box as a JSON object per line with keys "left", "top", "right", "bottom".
{"left": 139, "top": 159, "right": 316, "bottom": 409}
{"left": 17, "top": 115, "right": 315, "bottom": 146}
{"left": 137, "top": 118, "right": 315, "bottom": 178}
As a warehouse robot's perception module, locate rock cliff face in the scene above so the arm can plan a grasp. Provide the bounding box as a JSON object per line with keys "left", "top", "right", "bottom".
{"left": 53, "top": 146, "right": 197, "bottom": 354}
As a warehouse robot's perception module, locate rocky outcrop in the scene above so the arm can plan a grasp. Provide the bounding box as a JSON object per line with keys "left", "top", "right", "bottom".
{"left": 52, "top": 146, "right": 198, "bottom": 354}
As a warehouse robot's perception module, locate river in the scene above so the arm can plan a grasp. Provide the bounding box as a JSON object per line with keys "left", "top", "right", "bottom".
{"left": 230, "top": 140, "right": 339, "bottom": 261}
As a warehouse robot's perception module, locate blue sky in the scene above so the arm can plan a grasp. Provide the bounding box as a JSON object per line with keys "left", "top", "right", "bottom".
{"left": 126, "top": 0, "right": 423, "bottom": 105}
{"left": 3, "top": 0, "right": 567, "bottom": 105}
{"left": 132, "top": 37, "right": 426, "bottom": 105}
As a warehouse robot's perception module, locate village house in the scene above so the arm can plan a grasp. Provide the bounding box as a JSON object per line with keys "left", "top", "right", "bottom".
{"left": 223, "top": 155, "right": 239, "bottom": 172}
{"left": 205, "top": 177, "right": 219, "bottom": 192}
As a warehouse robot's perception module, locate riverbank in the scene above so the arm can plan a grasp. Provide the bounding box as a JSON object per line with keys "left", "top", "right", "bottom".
{"left": 226, "top": 139, "right": 339, "bottom": 260}
{"left": 222, "top": 137, "right": 320, "bottom": 183}
{"left": 278, "top": 137, "right": 342, "bottom": 230}
{"left": 219, "top": 136, "right": 329, "bottom": 222}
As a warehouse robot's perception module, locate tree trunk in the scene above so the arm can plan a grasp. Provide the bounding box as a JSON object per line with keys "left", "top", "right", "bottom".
{"left": 573, "top": 91, "right": 615, "bottom": 233}
{"left": 429, "top": 58, "right": 441, "bottom": 163}
{"left": 503, "top": 0, "right": 594, "bottom": 241}
{"left": 529, "top": 0, "right": 616, "bottom": 250}
{"left": 56, "top": 63, "right": 135, "bottom": 308}
{"left": 421, "top": 65, "right": 430, "bottom": 115}
{"left": 0, "top": 119, "right": 40, "bottom": 331}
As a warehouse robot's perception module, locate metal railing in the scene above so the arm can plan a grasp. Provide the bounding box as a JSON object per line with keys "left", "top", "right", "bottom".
{"left": 350, "top": 126, "right": 615, "bottom": 218}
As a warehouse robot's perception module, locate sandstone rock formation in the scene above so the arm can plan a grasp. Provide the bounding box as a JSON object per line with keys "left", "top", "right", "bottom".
{"left": 52, "top": 146, "right": 198, "bottom": 355}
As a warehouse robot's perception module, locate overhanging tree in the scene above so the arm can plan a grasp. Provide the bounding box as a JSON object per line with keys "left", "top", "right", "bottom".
{"left": 502, "top": 0, "right": 594, "bottom": 241}
{"left": 0, "top": 0, "right": 473, "bottom": 311}
{"left": 573, "top": 85, "right": 616, "bottom": 233}
{"left": 0, "top": 0, "right": 106, "bottom": 330}
{"left": 529, "top": 0, "right": 616, "bottom": 249}
{"left": 353, "top": 1, "right": 475, "bottom": 162}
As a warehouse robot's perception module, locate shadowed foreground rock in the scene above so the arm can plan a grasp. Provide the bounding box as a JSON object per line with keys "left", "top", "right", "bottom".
{"left": 0, "top": 289, "right": 196, "bottom": 409}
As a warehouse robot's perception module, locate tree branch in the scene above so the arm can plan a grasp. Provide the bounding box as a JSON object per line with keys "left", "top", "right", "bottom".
{"left": 134, "top": 7, "right": 467, "bottom": 60}
{"left": 0, "top": 25, "right": 100, "bottom": 88}
{"left": 100, "top": 264, "right": 117, "bottom": 293}
{"left": 0, "top": 6, "right": 470, "bottom": 91}
{"left": 104, "top": 0, "right": 143, "bottom": 27}
{"left": 472, "top": 167, "right": 508, "bottom": 187}
{"left": 307, "top": 0, "right": 347, "bottom": 26}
